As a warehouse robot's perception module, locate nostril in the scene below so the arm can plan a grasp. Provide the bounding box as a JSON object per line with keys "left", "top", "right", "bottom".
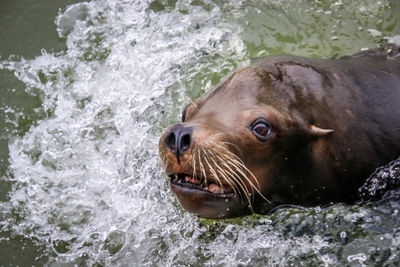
{"left": 163, "top": 124, "right": 193, "bottom": 160}
{"left": 165, "top": 131, "right": 177, "bottom": 151}
{"left": 180, "top": 133, "right": 191, "bottom": 152}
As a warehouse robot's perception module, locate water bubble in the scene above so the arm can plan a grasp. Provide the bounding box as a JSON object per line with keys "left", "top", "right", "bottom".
{"left": 367, "top": 29, "right": 382, "bottom": 37}
{"left": 339, "top": 231, "right": 347, "bottom": 244}
{"left": 104, "top": 230, "right": 126, "bottom": 255}
{"left": 347, "top": 253, "right": 367, "bottom": 266}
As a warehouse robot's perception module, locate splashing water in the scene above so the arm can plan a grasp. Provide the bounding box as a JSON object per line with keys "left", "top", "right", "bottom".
{"left": 1, "top": 0, "right": 400, "bottom": 265}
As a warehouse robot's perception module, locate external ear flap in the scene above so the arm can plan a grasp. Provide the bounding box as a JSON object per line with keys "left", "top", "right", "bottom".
{"left": 310, "top": 124, "right": 334, "bottom": 137}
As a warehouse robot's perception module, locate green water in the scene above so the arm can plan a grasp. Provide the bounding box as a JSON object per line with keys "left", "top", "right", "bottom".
{"left": 0, "top": 0, "right": 83, "bottom": 59}
{"left": 0, "top": 1, "right": 80, "bottom": 264}
{"left": 0, "top": 0, "right": 399, "bottom": 265}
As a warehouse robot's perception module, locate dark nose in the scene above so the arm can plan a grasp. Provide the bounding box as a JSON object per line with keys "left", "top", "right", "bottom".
{"left": 164, "top": 124, "right": 193, "bottom": 162}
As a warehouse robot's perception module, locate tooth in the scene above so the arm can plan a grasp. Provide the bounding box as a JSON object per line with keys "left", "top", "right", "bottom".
{"left": 208, "top": 184, "right": 222, "bottom": 193}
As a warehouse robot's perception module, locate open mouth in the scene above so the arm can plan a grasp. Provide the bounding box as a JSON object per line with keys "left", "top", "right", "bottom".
{"left": 169, "top": 173, "right": 236, "bottom": 197}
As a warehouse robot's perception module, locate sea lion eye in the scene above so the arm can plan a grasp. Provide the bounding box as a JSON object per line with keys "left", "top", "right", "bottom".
{"left": 251, "top": 118, "right": 271, "bottom": 142}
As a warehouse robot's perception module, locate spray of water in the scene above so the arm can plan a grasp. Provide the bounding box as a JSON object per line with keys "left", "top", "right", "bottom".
{"left": 1, "top": 0, "right": 400, "bottom": 265}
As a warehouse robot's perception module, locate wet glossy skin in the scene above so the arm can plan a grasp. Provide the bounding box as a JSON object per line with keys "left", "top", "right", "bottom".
{"left": 159, "top": 47, "right": 400, "bottom": 219}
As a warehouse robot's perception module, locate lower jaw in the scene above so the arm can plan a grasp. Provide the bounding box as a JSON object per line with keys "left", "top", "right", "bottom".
{"left": 170, "top": 182, "right": 252, "bottom": 219}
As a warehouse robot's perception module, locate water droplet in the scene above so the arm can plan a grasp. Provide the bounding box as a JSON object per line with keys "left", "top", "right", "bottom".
{"left": 104, "top": 230, "right": 126, "bottom": 255}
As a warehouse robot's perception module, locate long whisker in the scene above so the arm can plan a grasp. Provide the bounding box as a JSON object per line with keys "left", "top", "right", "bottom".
{"left": 215, "top": 154, "right": 253, "bottom": 209}
{"left": 208, "top": 155, "right": 253, "bottom": 211}
{"left": 215, "top": 143, "right": 245, "bottom": 164}
{"left": 206, "top": 148, "right": 239, "bottom": 194}
{"left": 215, "top": 143, "right": 271, "bottom": 204}
{"left": 224, "top": 156, "right": 256, "bottom": 196}
{"left": 192, "top": 150, "right": 197, "bottom": 179}
{"left": 158, "top": 152, "right": 170, "bottom": 168}
{"left": 214, "top": 155, "right": 247, "bottom": 194}
{"left": 213, "top": 162, "right": 250, "bottom": 208}
{"left": 210, "top": 142, "right": 264, "bottom": 205}
{"left": 223, "top": 156, "right": 256, "bottom": 199}
{"left": 222, "top": 153, "right": 271, "bottom": 204}
{"left": 206, "top": 133, "right": 225, "bottom": 140}
{"left": 221, "top": 141, "right": 243, "bottom": 157}
{"left": 198, "top": 150, "right": 207, "bottom": 185}
{"left": 216, "top": 144, "right": 262, "bottom": 190}
{"left": 206, "top": 150, "right": 239, "bottom": 196}
{"left": 202, "top": 148, "right": 223, "bottom": 187}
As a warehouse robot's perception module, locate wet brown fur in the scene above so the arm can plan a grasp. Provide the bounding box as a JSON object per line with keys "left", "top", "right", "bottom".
{"left": 159, "top": 46, "right": 400, "bottom": 218}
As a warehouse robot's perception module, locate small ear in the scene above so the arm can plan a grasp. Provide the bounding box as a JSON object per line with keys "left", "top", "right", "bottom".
{"left": 310, "top": 124, "right": 334, "bottom": 137}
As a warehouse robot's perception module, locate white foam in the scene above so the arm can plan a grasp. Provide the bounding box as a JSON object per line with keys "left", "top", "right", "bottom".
{"left": 2, "top": 0, "right": 250, "bottom": 264}
{"left": 1, "top": 0, "right": 400, "bottom": 265}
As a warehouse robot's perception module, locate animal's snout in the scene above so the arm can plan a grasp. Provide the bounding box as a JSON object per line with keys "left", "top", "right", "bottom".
{"left": 164, "top": 124, "right": 193, "bottom": 161}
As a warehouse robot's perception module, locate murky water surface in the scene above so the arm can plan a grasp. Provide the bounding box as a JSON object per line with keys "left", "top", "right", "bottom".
{"left": 1, "top": 0, "right": 400, "bottom": 265}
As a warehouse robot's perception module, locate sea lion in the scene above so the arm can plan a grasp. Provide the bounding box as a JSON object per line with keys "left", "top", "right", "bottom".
{"left": 158, "top": 45, "right": 400, "bottom": 219}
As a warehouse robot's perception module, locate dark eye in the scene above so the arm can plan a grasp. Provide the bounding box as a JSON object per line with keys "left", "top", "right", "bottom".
{"left": 181, "top": 104, "right": 190, "bottom": 122}
{"left": 251, "top": 118, "right": 271, "bottom": 142}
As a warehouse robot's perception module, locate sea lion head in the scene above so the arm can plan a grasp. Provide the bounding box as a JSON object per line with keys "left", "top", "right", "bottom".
{"left": 159, "top": 65, "right": 338, "bottom": 219}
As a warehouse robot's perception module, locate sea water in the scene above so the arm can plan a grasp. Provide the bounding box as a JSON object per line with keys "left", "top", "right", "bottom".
{"left": 1, "top": 0, "right": 400, "bottom": 265}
